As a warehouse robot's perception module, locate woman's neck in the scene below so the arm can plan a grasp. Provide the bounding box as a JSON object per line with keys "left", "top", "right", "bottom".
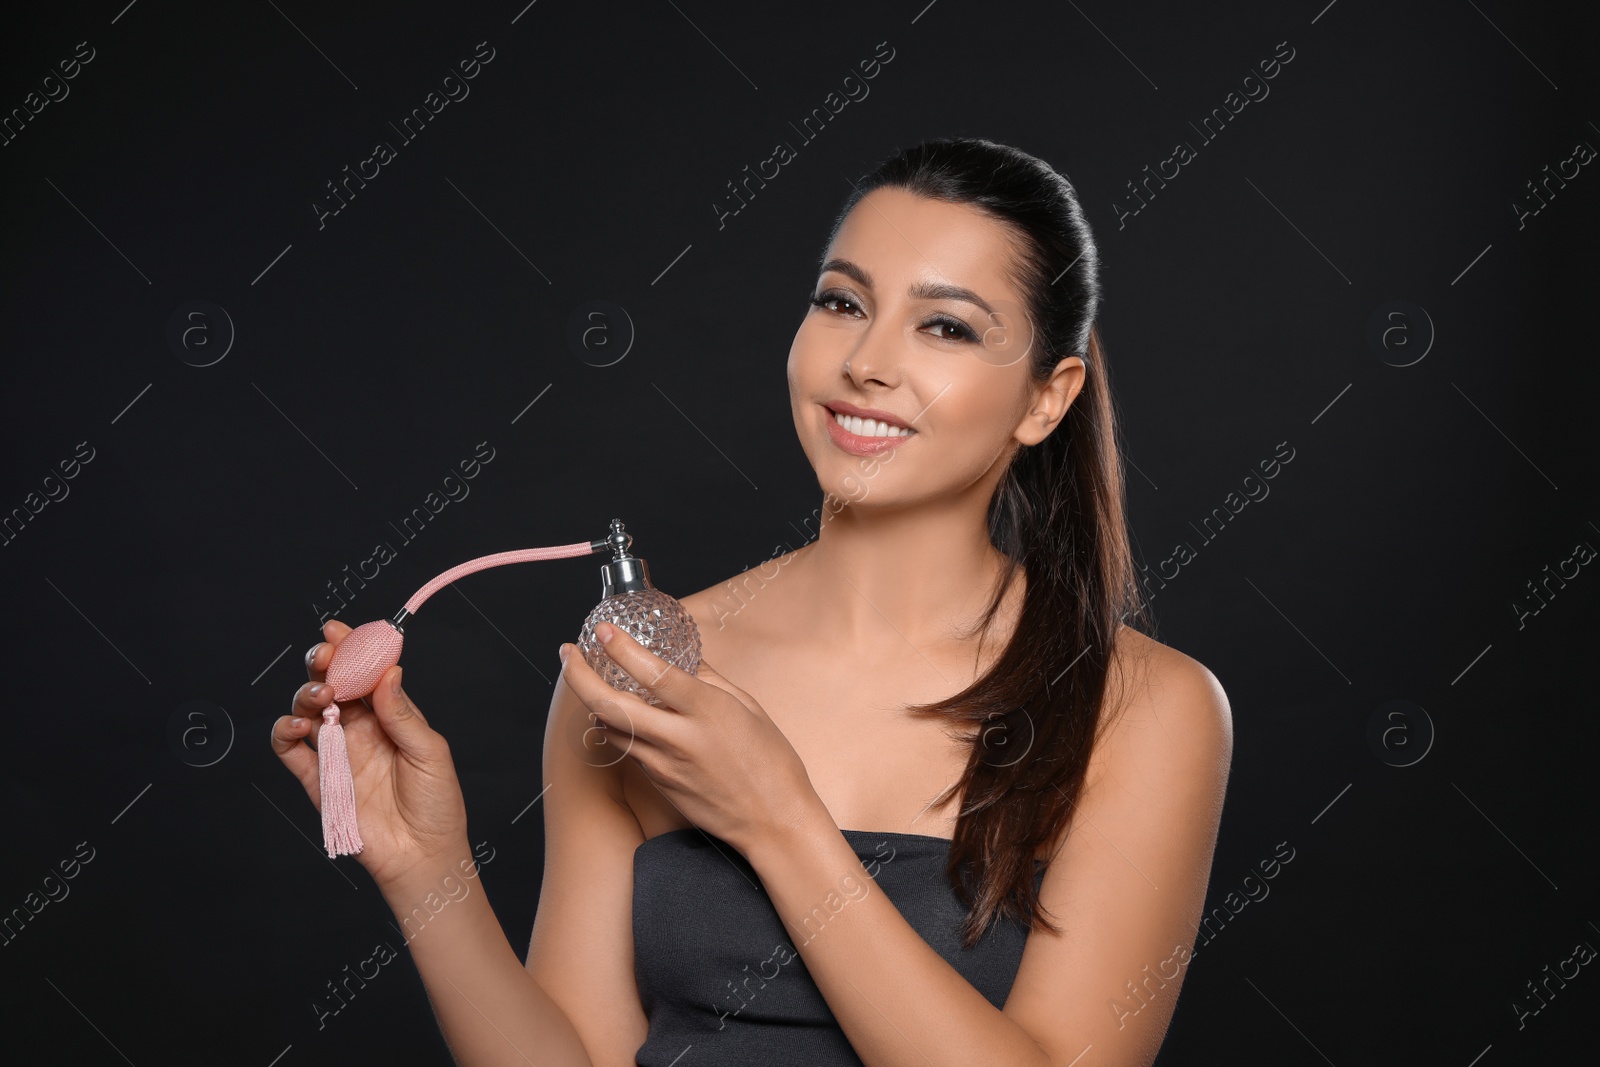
{"left": 790, "top": 498, "right": 1017, "bottom": 653}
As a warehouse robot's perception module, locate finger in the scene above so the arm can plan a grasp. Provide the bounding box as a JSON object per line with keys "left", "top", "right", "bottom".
{"left": 306, "top": 619, "right": 354, "bottom": 683}
{"left": 270, "top": 714, "right": 320, "bottom": 806}
{"left": 685, "top": 659, "right": 759, "bottom": 711}
{"left": 561, "top": 643, "right": 683, "bottom": 748}
{"left": 588, "top": 624, "right": 710, "bottom": 716}
{"left": 286, "top": 680, "right": 340, "bottom": 754}
{"left": 581, "top": 692, "right": 643, "bottom": 745}
{"left": 575, "top": 695, "right": 666, "bottom": 768}
{"left": 294, "top": 680, "right": 335, "bottom": 718}
{"left": 368, "top": 665, "right": 444, "bottom": 761}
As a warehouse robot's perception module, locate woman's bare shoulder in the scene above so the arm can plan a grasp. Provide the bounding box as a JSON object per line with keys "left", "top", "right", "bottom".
{"left": 1096, "top": 623, "right": 1233, "bottom": 777}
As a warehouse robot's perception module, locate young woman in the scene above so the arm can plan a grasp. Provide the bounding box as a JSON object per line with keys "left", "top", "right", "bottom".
{"left": 273, "top": 137, "right": 1232, "bottom": 1067}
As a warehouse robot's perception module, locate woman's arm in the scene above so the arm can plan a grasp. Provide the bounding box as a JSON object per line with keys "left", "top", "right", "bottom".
{"left": 377, "top": 840, "right": 595, "bottom": 1067}
{"left": 744, "top": 639, "right": 1233, "bottom": 1067}
{"left": 389, "top": 667, "right": 650, "bottom": 1067}
{"left": 365, "top": 677, "right": 612, "bottom": 1067}
{"left": 524, "top": 668, "right": 651, "bottom": 1063}
{"left": 276, "top": 627, "right": 608, "bottom": 1067}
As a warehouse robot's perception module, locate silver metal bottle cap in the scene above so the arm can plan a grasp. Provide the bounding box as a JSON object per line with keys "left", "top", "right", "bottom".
{"left": 599, "top": 517, "right": 654, "bottom": 597}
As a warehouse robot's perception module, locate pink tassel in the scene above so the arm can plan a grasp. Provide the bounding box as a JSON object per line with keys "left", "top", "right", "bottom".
{"left": 318, "top": 703, "right": 364, "bottom": 857}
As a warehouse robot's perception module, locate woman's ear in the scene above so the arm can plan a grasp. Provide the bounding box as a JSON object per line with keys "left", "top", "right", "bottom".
{"left": 1015, "top": 355, "right": 1087, "bottom": 446}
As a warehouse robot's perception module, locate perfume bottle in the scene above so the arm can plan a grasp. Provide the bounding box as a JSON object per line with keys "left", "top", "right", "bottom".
{"left": 578, "top": 518, "right": 702, "bottom": 705}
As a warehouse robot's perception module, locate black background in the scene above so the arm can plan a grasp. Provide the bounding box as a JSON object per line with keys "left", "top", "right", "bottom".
{"left": 2, "top": 1, "right": 1596, "bottom": 1064}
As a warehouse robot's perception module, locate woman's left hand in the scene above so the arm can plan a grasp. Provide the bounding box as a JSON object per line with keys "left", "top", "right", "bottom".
{"left": 558, "top": 622, "right": 824, "bottom": 856}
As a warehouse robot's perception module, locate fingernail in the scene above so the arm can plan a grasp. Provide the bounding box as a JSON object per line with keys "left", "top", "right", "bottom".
{"left": 597, "top": 622, "right": 615, "bottom": 645}
{"left": 308, "top": 683, "right": 326, "bottom": 698}
{"left": 305, "top": 644, "right": 319, "bottom": 667}
{"left": 558, "top": 644, "right": 571, "bottom": 665}
{"left": 291, "top": 717, "right": 305, "bottom": 728}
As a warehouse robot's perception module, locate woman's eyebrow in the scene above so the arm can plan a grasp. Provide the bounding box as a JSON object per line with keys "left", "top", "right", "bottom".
{"left": 819, "top": 258, "right": 995, "bottom": 316}
{"left": 906, "top": 279, "right": 994, "bottom": 316}
{"left": 819, "top": 258, "right": 873, "bottom": 289}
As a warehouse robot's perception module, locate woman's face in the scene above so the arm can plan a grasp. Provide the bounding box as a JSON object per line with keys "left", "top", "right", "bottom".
{"left": 787, "top": 186, "right": 1079, "bottom": 510}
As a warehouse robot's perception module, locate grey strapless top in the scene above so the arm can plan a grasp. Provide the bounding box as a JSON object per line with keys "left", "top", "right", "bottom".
{"left": 632, "top": 827, "right": 1044, "bottom": 1066}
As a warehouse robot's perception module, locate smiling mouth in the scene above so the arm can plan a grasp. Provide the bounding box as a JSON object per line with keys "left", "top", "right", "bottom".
{"left": 826, "top": 408, "right": 916, "bottom": 438}
{"left": 820, "top": 403, "right": 918, "bottom": 455}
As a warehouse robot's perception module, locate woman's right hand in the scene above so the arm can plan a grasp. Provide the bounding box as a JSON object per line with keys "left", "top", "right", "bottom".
{"left": 271, "top": 619, "right": 470, "bottom": 893}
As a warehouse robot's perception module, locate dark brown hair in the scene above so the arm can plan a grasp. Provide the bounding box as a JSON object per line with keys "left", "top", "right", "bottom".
{"left": 821, "top": 137, "right": 1151, "bottom": 947}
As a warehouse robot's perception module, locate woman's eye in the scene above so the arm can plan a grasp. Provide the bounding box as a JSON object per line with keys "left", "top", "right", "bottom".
{"left": 810, "top": 292, "right": 860, "bottom": 316}
{"left": 808, "top": 292, "right": 976, "bottom": 343}
{"left": 927, "top": 317, "right": 978, "bottom": 343}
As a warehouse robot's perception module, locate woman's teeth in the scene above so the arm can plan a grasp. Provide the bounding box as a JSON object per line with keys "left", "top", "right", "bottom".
{"left": 833, "top": 411, "right": 913, "bottom": 438}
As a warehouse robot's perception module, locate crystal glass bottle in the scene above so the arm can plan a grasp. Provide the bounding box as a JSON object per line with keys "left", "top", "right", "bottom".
{"left": 578, "top": 519, "right": 702, "bottom": 705}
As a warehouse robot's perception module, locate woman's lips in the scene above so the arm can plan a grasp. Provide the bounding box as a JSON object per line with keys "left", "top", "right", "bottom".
{"left": 823, "top": 406, "right": 918, "bottom": 456}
